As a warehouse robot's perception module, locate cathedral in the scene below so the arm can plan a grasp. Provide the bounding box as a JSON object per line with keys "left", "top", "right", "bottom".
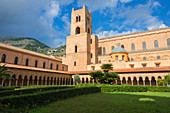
{"left": 0, "top": 5, "right": 170, "bottom": 86}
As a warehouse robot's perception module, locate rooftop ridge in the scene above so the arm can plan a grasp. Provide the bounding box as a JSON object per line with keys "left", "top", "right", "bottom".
{"left": 99, "top": 27, "right": 170, "bottom": 41}
{"left": 0, "top": 43, "right": 62, "bottom": 62}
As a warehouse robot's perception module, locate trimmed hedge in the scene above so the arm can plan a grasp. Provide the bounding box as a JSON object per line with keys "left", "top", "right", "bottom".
{"left": 0, "top": 87, "right": 101, "bottom": 109}
{"left": 76, "top": 83, "right": 170, "bottom": 92}
{"left": 101, "top": 86, "right": 170, "bottom": 92}
{"left": 0, "top": 87, "right": 16, "bottom": 91}
{"left": 0, "top": 86, "right": 74, "bottom": 97}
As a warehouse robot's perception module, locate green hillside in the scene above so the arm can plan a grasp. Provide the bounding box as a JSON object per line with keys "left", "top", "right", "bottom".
{"left": 0, "top": 37, "right": 66, "bottom": 56}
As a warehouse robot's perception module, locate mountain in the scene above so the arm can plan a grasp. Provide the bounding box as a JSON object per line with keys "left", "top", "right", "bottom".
{"left": 0, "top": 37, "right": 66, "bottom": 56}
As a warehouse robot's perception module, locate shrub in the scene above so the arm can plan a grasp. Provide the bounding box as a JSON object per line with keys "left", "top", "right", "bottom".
{"left": 76, "top": 84, "right": 170, "bottom": 92}
{"left": 0, "top": 87, "right": 101, "bottom": 109}
{"left": 0, "top": 87, "right": 16, "bottom": 91}
{"left": 0, "top": 86, "right": 74, "bottom": 97}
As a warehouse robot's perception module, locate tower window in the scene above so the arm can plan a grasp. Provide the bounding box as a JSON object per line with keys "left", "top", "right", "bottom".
{"left": 35, "top": 60, "right": 38, "bottom": 67}
{"left": 56, "top": 64, "right": 59, "bottom": 70}
{"left": 130, "top": 65, "right": 134, "bottom": 68}
{"left": 156, "top": 64, "right": 160, "bottom": 67}
{"left": 143, "top": 65, "right": 146, "bottom": 68}
{"left": 91, "top": 53, "right": 93, "bottom": 58}
{"left": 1, "top": 54, "right": 6, "bottom": 63}
{"left": 122, "top": 56, "right": 124, "bottom": 60}
{"left": 99, "top": 60, "right": 101, "bottom": 64}
{"left": 90, "top": 39, "right": 92, "bottom": 44}
{"left": 43, "top": 62, "right": 46, "bottom": 69}
{"left": 79, "top": 16, "right": 81, "bottom": 21}
{"left": 25, "top": 58, "right": 29, "bottom": 66}
{"left": 116, "top": 56, "right": 118, "bottom": 61}
{"left": 167, "top": 38, "right": 170, "bottom": 47}
{"left": 131, "top": 58, "right": 134, "bottom": 61}
{"left": 76, "top": 27, "right": 80, "bottom": 34}
{"left": 88, "top": 28, "right": 90, "bottom": 34}
{"left": 103, "top": 47, "right": 106, "bottom": 55}
{"left": 154, "top": 40, "right": 159, "bottom": 48}
{"left": 74, "top": 61, "right": 76, "bottom": 66}
{"left": 112, "top": 46, "right": 114, "bottom": 50}
{"left": 76, "top": 17, "right": 78, "bottom": 22}
{"left": 121, "top": 45, "right": 124, "bottom": 49}
{"left": 14, "top": 57, "right": 18, "bottom": 65}
{"left": 142, "top": 41, "right": 146, "bottom": 50}
{"left": 157, "top": 56, "right": 160, "bottom": 59}
{"left": 131, "top": 43, "right": 135, "bottom": 51}
{"left": 143, "top": 57, "right": 147, "bottom": 60}
{"left": 50, "top": 63, "right": 53, "bottom": 69}
{"left": 75, "top": 45, "right": 77, "bottom": 53}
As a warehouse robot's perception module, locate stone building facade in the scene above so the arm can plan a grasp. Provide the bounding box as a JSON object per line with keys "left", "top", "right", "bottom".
{"left": 63, "top": 5, "right": 170, "bottom": 86}
{"left": 0, "top": 43, "right": 72, "bottom": 86}
{"left": 0, "top": 5, "right": 170, "bottom": 86}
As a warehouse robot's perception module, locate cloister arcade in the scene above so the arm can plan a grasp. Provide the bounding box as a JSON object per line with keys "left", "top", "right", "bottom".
{"left": 0, "top": 68, "right": 73, "bottom": 87}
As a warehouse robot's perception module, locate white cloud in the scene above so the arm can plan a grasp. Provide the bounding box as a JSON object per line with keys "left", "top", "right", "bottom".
{"left": 95, "top": 26, "right": 103, "bottom": 33}
{"left": 97, "top": 29, "right": 139, "bottom": 38}
{"left": 62, "top": 14, "right": 71, "bottom": 33}
{"left": 0, "top": 0, "right": 74, "bottom": 47}
{"left": 119, "top": 0, "right": 132, "bottom": 3}
{"left": 113, "top": 0, "right": 167, "bottom": 31}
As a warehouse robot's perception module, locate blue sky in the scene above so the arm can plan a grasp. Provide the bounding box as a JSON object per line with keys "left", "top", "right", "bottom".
{"left": 0, "top": 0, "right": 169, "bottom": 48}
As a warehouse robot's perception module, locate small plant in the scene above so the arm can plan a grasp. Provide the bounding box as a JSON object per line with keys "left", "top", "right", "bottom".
{"left": 74, "top": 74, "right": 80, "bottom": 85}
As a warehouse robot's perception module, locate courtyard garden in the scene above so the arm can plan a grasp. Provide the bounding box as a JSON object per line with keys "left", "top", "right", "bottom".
{"left": 0, "top": 84, "right": 170, "bottom": 113}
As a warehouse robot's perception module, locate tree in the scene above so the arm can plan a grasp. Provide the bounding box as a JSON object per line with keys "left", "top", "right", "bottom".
{"left": 89, "top": 71, "right": 104, "bottom": 83}
{"left": 103, "top": 72, "right": 119, "bottom": 84}
{"left": 74, "top": 74, "right": 80, "bottom": 85}
{"left": 157, "top": 74, "right": 170, "bottom": 85}
{"left": 164, "top": 74, "right": 170, "bottom": 85}
{"left": 101, "top": 64, "right": 113, "bottom": 73}
{"left": 0, "top": 62, "right": 13, "bottom": 81}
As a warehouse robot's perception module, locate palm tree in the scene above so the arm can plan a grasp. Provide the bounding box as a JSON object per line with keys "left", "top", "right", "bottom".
{"left": 101, "top": 64, "right": 113, "bottom": 73}
{"left": 0, "top": 62, "right": 13, "bottom": 81}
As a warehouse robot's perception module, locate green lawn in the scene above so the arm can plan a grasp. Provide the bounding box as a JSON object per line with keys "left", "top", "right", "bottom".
{"left": 30, "top": 92, "right": 170, "bottom": 113}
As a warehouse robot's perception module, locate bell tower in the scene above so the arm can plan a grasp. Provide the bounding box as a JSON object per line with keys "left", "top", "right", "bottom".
{"left": 65, "top": 5, "right": 98, "bottom": 71}
{"left": 70, "top": 4, "right": 92, "bottom": 35}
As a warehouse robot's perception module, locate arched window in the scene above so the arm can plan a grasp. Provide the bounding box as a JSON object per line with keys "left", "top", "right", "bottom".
{"left": 76, "top": 16, "right": 78, "bottom": 22}
{"left": 79, "top": 16, "right": 81, "bottom": 21}
{"left": 43, "top": 62, "right": 46, "bottom": 69}
{"left": 76, "top": 27, "right": 80, "bottom": 34}
{"left": 167, "top": 38, "right": 170, "bottom": 47}
{"left": 154, "top": 40, "right": 159, "bottom": 48}
{"left": 25, "top": 58, "right": 29, "bottom": 66}
{"left": 50, "top": 63, "right": 53, "bottom": 69}
{"left": 74, "top": 61, "right": 76, "bottom": 66}
{"left": 1, "top": 54, "right": 6, "bottom": 63}
{"left": 143, "top": 57, "right": 147, "bottom": 60}
{"left": 88, "top": 28, "right": 90, "bottom": 34}
{"left": 56, "top": 64, "right": 59, "bottom": 70}
{"left": 112, "top": 46, "right": 114, "bottom": 50}
{"left": 103, "top": 47, "right": 106, "bottom": 54}
{"left": 131, "top": 58, "right": 134, "bottom": 61}
{"left": 91, "top": 53, "right": 93, "bottom": 58}
{"left": 131, "top": 43, "right": 135, "bottom": 51}
{"left": 14, "top": 57, "right": 18, "bottom": 65}
{"left": 35, "top": 60, "right": 38, "bottom": 67}
{"left": 75, "top": 45, "right": 77, "bottom": 53}
{"left": 142, "top": 42, "right": 146, "bottom": 50}
{"left": 121, "top": 45, "right": 124, "bottom": 49}
{"left": 157, "top": 56, "right": 160, "bottom": 59}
